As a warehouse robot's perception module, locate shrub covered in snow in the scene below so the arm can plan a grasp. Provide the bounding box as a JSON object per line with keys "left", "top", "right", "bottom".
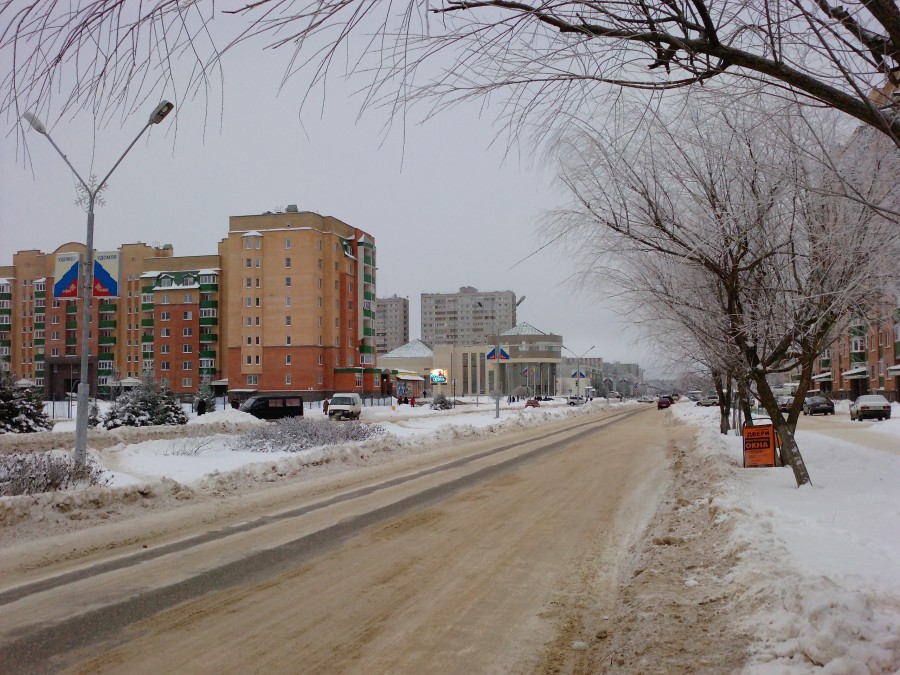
{"left": 0, "top": 374, "right": 52, "bottom": 434}
{"left": 0, "top": 452, "right": 109, "bottom": 496}
{"left": 102, "top": 373, "right": 188, "bottom": 429}
{"left": 233, "top": 417, "right": 386, "bottom": 453}
{"left": 430, "top": 393, "right": 453, "bottom": 410}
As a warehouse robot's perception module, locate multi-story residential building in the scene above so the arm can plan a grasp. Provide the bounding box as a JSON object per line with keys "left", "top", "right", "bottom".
{"left": 375, "top": 294, "right": 409, "bottom": 355}
{"left": 811, "top": 296, "right": 900, "bottom": 401}
{"left": 218, "top": 208, "right": 378, "bottom": 395}
{"left": 421, "top": 286, "right": 517, "bottom": 346}
{"left": 1, "top": 207, "right": 379, "bottom": 399}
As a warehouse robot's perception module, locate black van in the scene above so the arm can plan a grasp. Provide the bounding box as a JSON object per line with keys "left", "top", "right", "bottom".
{"left": 239, "top": 394, "right": 304, "bottom": 420}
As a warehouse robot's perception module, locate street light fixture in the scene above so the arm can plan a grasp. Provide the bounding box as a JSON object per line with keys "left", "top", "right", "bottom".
{"left": 562, "top": 345, "right": 595, "bottom": 402}
{"left": 24, "top": 101, "right": 174, "bottom": 467}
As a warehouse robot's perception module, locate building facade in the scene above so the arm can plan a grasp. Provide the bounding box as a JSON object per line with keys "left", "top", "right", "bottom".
{"left": 811, "top": 296, "right": 900, "bottom": 401}
{"left": 375, "top": 294, "right": 409, "bottom": 354}
{"left": 1, "top": 208, "right": 380, "bottom": 400}
{"left": 420, "top": 286, "right": 517, "bottom": 346}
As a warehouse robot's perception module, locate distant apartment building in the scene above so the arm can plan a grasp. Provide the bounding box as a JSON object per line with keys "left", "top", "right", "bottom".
{"left": 0, "top": 207, "right": 379, "bottom": 399}
{"left": 375, "top": 294, "right": 409, "bottom": 354}
{"left": 421, "top": 286, "right": 517, "bottom": 346}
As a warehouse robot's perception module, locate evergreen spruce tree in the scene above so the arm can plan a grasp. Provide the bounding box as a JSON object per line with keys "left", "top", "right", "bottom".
{"left": 0, "top": 374, "right": 52, "bottom": 434}
{"left": 196, "top": 375, "right": 217, "bottom": 413}
{"left": 102, "top": 371, "right": 187, "bottom": 429}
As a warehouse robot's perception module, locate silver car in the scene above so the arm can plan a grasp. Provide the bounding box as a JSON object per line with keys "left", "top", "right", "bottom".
{"left": 849, "top": 394, "right": 892, "bottom": 421}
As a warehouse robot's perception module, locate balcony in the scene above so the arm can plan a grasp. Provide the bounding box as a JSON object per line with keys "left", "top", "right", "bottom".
{"left": 141, "top": 318, "right": 155, "bottom": 328}
{"left": 849, "top": 353, "right": 867, "bottom": 365}
{"left": 65, "top": 337, "right": 77, "bottom": 346}
{"left": 33, "top": 339, "right": 44, "bottom": 347}
{"left": 199, "top": 317, "right": 218, "bottom": 327}
{"left": 34, "top": 322, "right": 45, "bottom": 330}
{"left": 363, "top": 327, "right": 375, "bottom": 337}
{"left": 66, "top": 321, "right": 78, "bottom": 330}
{"left": 199, "top": 283, "right": 219, "bottom": 293}
{"left": 66, "top": 305, "right": 78, "bottom": 314}
{"left": 98, "top": 319, "right": 116, "bottom": 329}
{"left": 98, "top": 352, "right": 114, "bottom": 361}
{"left": 199, "top": 333, "right": 218, "bottom": 343}
{"left": 199, "top": 367, "right": 216, "bottom": 376}
{"left": 200, "top": 350, "right": 216, "bottom": 359}
{"left": 99, "top": 302, "right": 116, "bottom": 313}
{"left": 363, "top": 274, "right": 374, "bottom": 285}
{"left": 199, "top": 300, "right": 218, "bottom": 309}
{"left": 141, "top": 334, "right": 155, "bottom": 343}
{"left": 141, "top": 303, "right": 154, "bottom": 312}
{"left": 98, "top": 335, "right": 116, "bottom": 345}
{"left": 142, "top": 286, "right": 155, "bottom": 294}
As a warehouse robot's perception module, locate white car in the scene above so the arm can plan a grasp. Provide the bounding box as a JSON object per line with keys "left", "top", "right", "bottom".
{"left": 696, "top": 395, "right": 719, "bottom": 407}
{"left": 849, "top": 394, "right": 892, "bottom": 421}
{"left": 328, "top": 393, "right": 362, "bottom": 420}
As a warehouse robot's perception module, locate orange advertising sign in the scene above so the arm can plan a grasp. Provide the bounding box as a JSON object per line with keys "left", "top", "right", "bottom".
{"left": 743, "top": 425, "right": 776, "bottom": 468}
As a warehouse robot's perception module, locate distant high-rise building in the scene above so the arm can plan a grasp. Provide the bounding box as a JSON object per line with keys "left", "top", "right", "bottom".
{"left": 375, "top": 294, "right": 409, "bottom": 354}
{"left": 420, "top": 286, "right": 517, "bottom": 346}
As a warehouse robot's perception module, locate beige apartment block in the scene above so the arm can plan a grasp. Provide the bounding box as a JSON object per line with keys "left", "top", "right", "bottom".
{"left": 375, "top": 294, "right": 409, "bottom": 354}
{"left": 421, "top": 286, "right": 518, "bottom": 346}
{"left": 219, "top": 208, "right": 378, "bottom": 395}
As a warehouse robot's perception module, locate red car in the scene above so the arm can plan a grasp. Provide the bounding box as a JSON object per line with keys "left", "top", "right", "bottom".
{"left": 525, "top": 398, "right": 541, "bottom": 408}
{"left": 657, "top": 396, "right": 673, "bottom": 409}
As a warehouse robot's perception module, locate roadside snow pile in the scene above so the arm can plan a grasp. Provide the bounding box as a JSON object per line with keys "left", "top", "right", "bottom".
{"left": 187, "top": 408, "right": 268, "bottom": 432}
{"left": 672, "top": 404, "right": 900, "bottom": 672}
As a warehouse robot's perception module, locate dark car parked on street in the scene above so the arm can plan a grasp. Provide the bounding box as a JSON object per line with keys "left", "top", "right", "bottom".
{"left": 657, "top": 395, "right": 674, "bottom": 410}
{"left": 802, "top": 396, "right": 835, "bottom": 416}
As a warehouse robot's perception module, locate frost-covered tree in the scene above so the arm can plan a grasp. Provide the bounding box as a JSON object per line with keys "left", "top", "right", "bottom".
{"left": 2, "top": 1, "right": 899, "bottom": 147}
{"left": 552, "top": 98, "right": 900, "bottom": 487}
{"left": 196, "top": 375, "right": 216, "bottom": 414}
{"left": 430, "top": 393, "right": 453, "bottom": 411}
{"left": 102, "top": 372, "right": 188, "bottom": 429}
{"left": 0, "top": 374, "right": 52, "bottom": 434}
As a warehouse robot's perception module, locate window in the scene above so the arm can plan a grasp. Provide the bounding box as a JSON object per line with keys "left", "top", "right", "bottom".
{"left": 246, "top": 258, "right": 252, "bottom": 268}
{"left": 317, "top": 316, "right": 322, "bottom": 327}
{"left": 285, "top": 297, "right": 292, "bottom": 307}
{"left": 335, "top": 318, "right": 340, "bottom": 328}
{"left": 50, "top": 348, "right": 59, "bottom": 357}
{"left": 317, "top": 278, "right": 322, "bottom": 289}
{"left": 52, "top": 299, "right": 60, "bottom": 308}
{"left": 285, "top": 354, "right": 292, "bottom": 365}
{"left": 319, "top": 354, "right": 324, "bottom": 365}
{"left": 255, "top": 258, "right": 261, "bottom": 268}
{"left": 317, "top": 297, "right": 322, "bottom": 308}
{"left": 183, "top": 276, "right": 194, "bottom": 286}
{"left": 334, "top": 280, "right": 339, "bottom": 290}
{"left": 183, "top": 361, "right": 192, "bottom": 371}
{"left": 255, "top": 317, "right": 260, "bottom": 326}
{"left": 285, "top": 277, "right": 292, "bottom": 287}
{"left": 182, "top": 378, "right": 193, "bottom": 388}
{"left": 200, "top": 274, "right": 216, "bottom": 284}
{"left": 317, "top": 259, "right": 323, "bottom": 269}
{"left": 246, "top": 238, "right": 253, "bottom": 250}
{"left": 160, "top": 294, "right": 170, "bottom": 304}
{"left": 141, "top": 293, "right": 153, "bottom": 304}
{"left": 255, "top": 297, "right": 261, "bottom": 307}
{"left": 200, "top": 358, "right": 215, "bottom": 369}
{"left": 245, "top": 297, "right": 252, "bottom": 308}
{"left": 160, "top": 277, "right": 173, "bottom": 287}
{"left": 285, "top": 335, "right": 291, "bottom": 346}
{"left": 335, "top": 261, "right": 339, "bottom": 272}
{"left": 161, "top": 344, "right": 170, "bottom": 354}
{"left": 183, "top": 293, "right": 193, "bottom": 303}
{"left": 246, "top": 317, "right": 252, "bottom": 326}
{"left": 285, "top": 257, "right": 291, "bottom": 268}
{"left": 255, "top": 355, "right": 260, "bottom": 365}
{"left": 160, "top": 328, "right": 171, "bottom": 337}
{"left": 347, "top": 355, "right": 354, "bottom": 366}
{"left": 160, "top": 361, "right": 170, "bottom": 371}
{"left": 183, "top": 344, "right": 193, "bottom": 353}
{"left": 52, "top": 316, "right": 60, "bottom": 325}
{"left": 255, "top": 238, "right": 261, "bottom": 250}
{"left": 256, "top": 278, "right": 260, "bottom": 288}
{"left": 247, "top": 375, "right": 258, "bottom": 385}
{"left": 51, "top": 331, "right": 60, "bottom": 340}
{"left": 246, "top": 355, "right": 252, "bottom": 365}
{"left": 285, "top": 374, "right": 292, "bottom": 385}
{"left": 183, "top": 311, "right": 192, "bottom": 320}
{"left": 200, "top": 308, "right": 216, "bottom": 318}
{"left": 348, "top": 262, "right": 354, "bottom": 274}
{"left": 160, "top": 311, "right": 170, "bottom": 321}
{"left": 183, "top": 327, "right": 192, "bottom": 337}
{"left": 285, "top": 238, "right": 291, "bottom": 249}
{"left": 246, "top": 277, "right": 252, "bottom": 288}
{"left": 285, "top": 316, "right": 292, "bottom": 327}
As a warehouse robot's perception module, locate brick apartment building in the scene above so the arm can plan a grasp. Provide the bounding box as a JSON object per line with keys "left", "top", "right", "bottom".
{"left": 0, "top": 208, "right": 379, "bottom": 400}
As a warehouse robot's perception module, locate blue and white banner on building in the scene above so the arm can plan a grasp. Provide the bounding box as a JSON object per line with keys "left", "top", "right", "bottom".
{"left": 92, "top": 251, "right": 120, "bottom": 297}
{"left": 53, "top": 253, "right": 81, "bottom": 298}
{"left": 571, "top": 370, "right": 586, "bottom": 378}
{"left": 486, "top": 347, "right": 509, "bottom": 361}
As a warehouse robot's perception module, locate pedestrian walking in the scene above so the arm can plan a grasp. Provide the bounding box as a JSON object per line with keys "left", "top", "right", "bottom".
{"left": 196, "top": 398, "right": 207, "bottom": 416}
{"left": 323, "top": 398, "right": 329, "bottom": 416}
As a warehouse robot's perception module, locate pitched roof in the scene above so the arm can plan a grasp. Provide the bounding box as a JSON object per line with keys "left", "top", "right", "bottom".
{"left": 502, "top": 322, "right": 548, "bottom": 336}
{"left": 380, "top": 339, "right": 434, "bottom": 359}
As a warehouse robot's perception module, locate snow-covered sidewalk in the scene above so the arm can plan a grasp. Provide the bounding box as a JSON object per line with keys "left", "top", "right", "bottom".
{"left": 672, "top": 403, "right": 900, "bottom": 672}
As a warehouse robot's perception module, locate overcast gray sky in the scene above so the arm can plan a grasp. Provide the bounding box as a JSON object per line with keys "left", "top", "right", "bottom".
{"left": 0, "top": 41, "right": 662, "bottom": 376}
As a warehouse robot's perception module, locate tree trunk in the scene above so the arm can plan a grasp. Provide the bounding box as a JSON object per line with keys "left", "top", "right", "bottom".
{"left": 754, "top": 376, "right": 812, "bottom": 487}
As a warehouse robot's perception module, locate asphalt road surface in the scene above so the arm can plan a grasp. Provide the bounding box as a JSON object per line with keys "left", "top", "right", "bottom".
{"left": 0, "top": 406, "right": 679, "bottom": 674}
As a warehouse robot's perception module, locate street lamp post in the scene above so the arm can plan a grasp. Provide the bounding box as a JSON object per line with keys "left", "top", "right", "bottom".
{"left": 24, "top": 101, "right": 174, "bottom": 467}
{"left": 563, "top": 345, "right": 595, "bottom": 402}
{"left": 477, "top": 295, "right": 525, "bottom": 419}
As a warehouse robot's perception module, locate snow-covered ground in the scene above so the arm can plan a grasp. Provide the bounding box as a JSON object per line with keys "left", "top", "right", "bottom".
{"left": 10, "top": 395, "right": 900, "bottom": 670}
{"left": 671, "top": 401, "right": 900, "bottom": 673}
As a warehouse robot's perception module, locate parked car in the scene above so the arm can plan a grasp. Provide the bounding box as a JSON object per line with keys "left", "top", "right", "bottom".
{"left": 657, "top": 395, "right": 674, "bottom": 410}
{"left": 802, "top": 396, "right": 835, "bottom": 416}
{"left": 696, "top": 395, "right": 719, "bottom": 407}
{"left": 849, "top": 394, "right": 892, "bottom": 421}
{"left": 637, "top": 395, "right": 655, "bottom": 403}
{"left": 328, "top": 393, "right": 362, "bottom": 420}
{"left": 685, "top": 390, "right": 703, "bottom": 401}
{"left": 777, "top": 395, "right": 793, "bottom": 413}
{"left": 567, "top": 396, "right": 585, "bottom": 406}
{"left": 525, "top": 398, "right": 540, "bottom": 408}
{"left": 606, "top": 391, "right": 622, "bottom": 400}
{"left": 239, "top": 393, "right": 304, "bottom": 420}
